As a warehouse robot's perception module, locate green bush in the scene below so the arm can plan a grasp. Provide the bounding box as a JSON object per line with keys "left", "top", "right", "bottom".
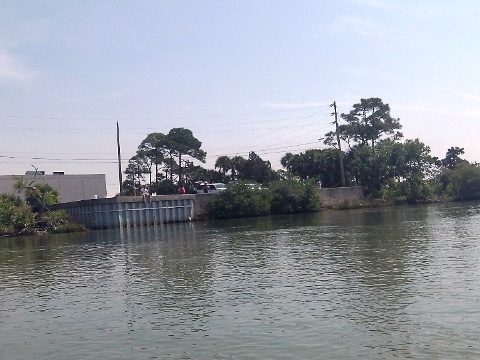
{"left": 42, "top": 209, "right": 69, "bottom": 227}
{"left": 24, "top": 183, "right": 60, "bottom": 214}
{"left": 0, "top": 194, "right": 86, "bottom": 236}
{"left": 207, "top": 180, "right": 322, "bottom": 219}
{"left": 41, "top": 210, "right": 86, "bottom": 232}
{"left": 381, "top": 176, "right": 433, "bottom": 204}
{"left": 207, "top": 181, "right": 270, "bottom": 219}
{"left": 0, "top": 194, "right": 35, "bottom": 235}
{"left": 269, "top": 180, "right": 321, "bottom": 214}
{"left": 152, "top": 179, "right": 178, "bottom": 195}
{"left": 446, "top": 162, "right": 480, "bottom": 201}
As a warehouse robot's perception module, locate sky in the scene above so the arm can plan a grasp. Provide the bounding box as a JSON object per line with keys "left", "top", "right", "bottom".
{"left": 1, "top": 0, "right": 480, "bottom": 196}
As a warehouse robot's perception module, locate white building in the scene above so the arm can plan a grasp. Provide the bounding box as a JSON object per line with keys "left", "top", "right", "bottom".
{"left": 0, "top": 172, "right": 107, "bottom": 203}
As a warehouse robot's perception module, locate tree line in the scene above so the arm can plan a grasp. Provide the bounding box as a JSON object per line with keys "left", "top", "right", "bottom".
{"left": 123, "top": 97, "right": 480, "bottom": 204}
{"left": 122, "top": 128, "right": 278, "bottom": 195}
{"left": 1, "top": 97, "right": 479, "bottom": 235}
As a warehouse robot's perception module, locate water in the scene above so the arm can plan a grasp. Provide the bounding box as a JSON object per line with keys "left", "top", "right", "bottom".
{"left": 1, "top": 202, "right": 479, "bottom": 359}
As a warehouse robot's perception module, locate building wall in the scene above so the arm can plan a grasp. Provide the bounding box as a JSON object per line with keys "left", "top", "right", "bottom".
{"left": 0, "top": 174, "right": 107, "bottom": 203}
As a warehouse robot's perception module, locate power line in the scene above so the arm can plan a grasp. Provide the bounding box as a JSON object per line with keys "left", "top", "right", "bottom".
{"left": 0, "top": 111, "right": 333, "bottom": 135}
{"left": 0, "top": 155, "right": 117, "bottom": 162}
{"left": 211, "top": 111, "right": 326, "bottom": 153}
{"left": 0, "top": 140, "right": 323, "bottom": 164}
{"left": 0, "top": 104, "right": 331, "bottom": 122}
{"left": 209, "top": 141, "right": 322, "bottom": 158}
{"left": 211, "top": 113, "right": 332, "bottom": 154}
{"left": 0, "top": 104, "right": 335, "bottom": 168}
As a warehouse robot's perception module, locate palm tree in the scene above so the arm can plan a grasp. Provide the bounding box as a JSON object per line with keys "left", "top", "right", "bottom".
{"left": 215, "top": 156, "right": 232, "bottom": 177}
{"left": 230, "top": 156, "right": 246, "bottom": 180}
{"left": 281, "top": 152, "right": 295, "bottom": 178}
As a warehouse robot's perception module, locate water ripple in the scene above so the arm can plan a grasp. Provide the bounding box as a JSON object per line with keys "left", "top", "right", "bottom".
{"left": 1, "top": 203, "right": 480, "bottom": 359}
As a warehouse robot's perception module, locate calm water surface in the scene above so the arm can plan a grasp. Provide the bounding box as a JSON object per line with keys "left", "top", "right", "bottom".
{"left": 1, "top": 202, "right": 479, "bottom": 359}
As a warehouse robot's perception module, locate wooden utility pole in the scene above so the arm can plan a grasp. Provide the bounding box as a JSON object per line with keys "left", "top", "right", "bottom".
{"left": 331, "top": 101, "right": 347, "bottom": 187}
{"left": 117, "top": 121, "right": 123, "bottom": 194}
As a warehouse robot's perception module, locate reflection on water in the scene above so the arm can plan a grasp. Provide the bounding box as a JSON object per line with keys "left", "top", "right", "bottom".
{"left": 1, "top": 202, "right": 480, "bottom": 359}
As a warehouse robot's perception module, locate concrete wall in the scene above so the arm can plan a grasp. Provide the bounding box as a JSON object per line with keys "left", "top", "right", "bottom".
{"left": 190, "top": 188, "right": 365, "bottom": 214}
{"left": 317, "top": 186, "right": 364, "bottom": 207}
{"left": 0, "top": 174, "right": 107, "bottom": 203}
{"left": 191, "top": 193, "right": 213, "bottom": 218}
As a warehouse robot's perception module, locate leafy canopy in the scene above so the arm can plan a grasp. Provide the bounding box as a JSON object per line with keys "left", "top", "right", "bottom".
{"left": 325, "top": 97, "right": 402, "bottom": 148}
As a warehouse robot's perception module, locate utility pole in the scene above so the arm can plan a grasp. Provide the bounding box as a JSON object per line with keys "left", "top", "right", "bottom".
{"left": 331, "top": 101, "right": 347, "bottom": 187}
{"left": 117, "top": 121, "right": 123, "bottom": 195}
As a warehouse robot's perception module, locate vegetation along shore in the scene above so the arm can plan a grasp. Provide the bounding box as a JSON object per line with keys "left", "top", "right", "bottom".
{"left": 2, "top": 97, "right": 480, "bottom": 236}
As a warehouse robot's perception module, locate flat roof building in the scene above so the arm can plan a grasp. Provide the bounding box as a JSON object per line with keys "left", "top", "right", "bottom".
{"left": 0, "top": 172, "right": 107, "bottom": 203}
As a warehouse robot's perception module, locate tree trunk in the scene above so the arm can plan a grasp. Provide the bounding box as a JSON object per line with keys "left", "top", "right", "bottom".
{"left": 178, "top": 153, "right": 182, "bottom": 184}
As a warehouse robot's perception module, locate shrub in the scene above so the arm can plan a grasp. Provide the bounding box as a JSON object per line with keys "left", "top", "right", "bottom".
{"left": 24, "top": 183, "right": 60, "bottom": 214}
{"left": 29, "top": 210, "right": 84, "bottom": 233}
{"left": 152, "top": 179, "right": 178, "bottom": 195}
{"left": 0, "top": 194, "right": 35, "bottom": 235}
{"left": 269, "top": 180, "right": 321, "bottom": 214}
{"left": 207, "top": 181, "right": 270, "bottom": 219}
{"left": 381, "top": 176, "right": 433, "bottom": 204}
{"left": 42, "top": 209, "right": 69, "bottom": 226}
{"left": 446, "top": 162, "right": 480, "bottom": 201}
{"left": 0, "top": 195, "right": 86, "bottom": 236}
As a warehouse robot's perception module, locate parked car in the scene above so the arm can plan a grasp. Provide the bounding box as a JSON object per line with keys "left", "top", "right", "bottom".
{"left": 193, "top": 182, "right": 226, "bottom": 194}
{"left": 230, "top": 181, "right": 262, "bottom": 190}
{"left": 209, "top": 183, "right": 226, "bottom": 193}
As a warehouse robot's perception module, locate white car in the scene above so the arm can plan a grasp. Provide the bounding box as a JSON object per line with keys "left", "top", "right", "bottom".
{"left": 209, "top": 183, "right": 226, "bottom": 193}
{"left": 194, "top": 182, "right": 226, "bottom": 194}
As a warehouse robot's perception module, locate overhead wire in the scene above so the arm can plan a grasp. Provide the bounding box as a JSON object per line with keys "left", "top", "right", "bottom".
{"left": 0, "top": 111, "right": 332, "bottom": 135}
{"left": 0, "top": 103, "right": 331, "bottom": 122}
{"left": 0, "top": 103, "right": 336, "bottom": 166}
{"left": 211, "top": 111, "right": 332, "bottom": 155}
{"left": 0, "top": 138, "right": 325, "bottom": 164}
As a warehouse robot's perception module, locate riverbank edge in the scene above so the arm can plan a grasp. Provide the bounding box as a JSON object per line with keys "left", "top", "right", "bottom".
{"left": 0, "top": 217, "right": 87, "bottom": 239}
{"left": 1, "top": 194, "right": 456, "bottom": 238}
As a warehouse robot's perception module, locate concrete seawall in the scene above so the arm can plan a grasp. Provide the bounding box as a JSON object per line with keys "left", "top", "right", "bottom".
{"left": 52, "top": 187, "right": 364, "bottom": 229}
{"left": 51, "top": 195, "right": 198, "bottom": 229}
{"left": 317, "top": 186, "right": 364, "bottom": 208}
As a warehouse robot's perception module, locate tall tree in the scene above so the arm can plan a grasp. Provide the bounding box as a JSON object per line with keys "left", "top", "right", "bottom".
{"left": 346, "top": 139, "right": 434, "bottom": 197}
{"left": 435, "top": 146, "right": 468, "bottom": 193}
{"left": 124, "top": 155, "right": 150, "bottom": 195}
{"left": 280, "top": 152, "right": 295, "bottom": 178}
{"left": 137, "top": 132, "right": 167, "bottom": 187}
{"left": 166, "top": 128, "right": 206, "bottom": 184}
{"left": 280, "top": 149, "right": 342, "bottom": 187}
{"left": 441, "top": 146, "right": 465, "bottom": 169}
{"left": 231, "top": 156, "right": 246, "bottom": 180}
{"left": 242, "top": 152, "right": 277, "bottom": 184}
{"left": 325, "top": 97, "right": 403, "bottom": 149}
{"left": 215, "top": 155, "right": 232, "bottom": 177}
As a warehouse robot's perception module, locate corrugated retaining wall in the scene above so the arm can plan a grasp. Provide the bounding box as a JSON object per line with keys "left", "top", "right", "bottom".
{"left": 51, "top": 195, "right": 196, "bottom": 229}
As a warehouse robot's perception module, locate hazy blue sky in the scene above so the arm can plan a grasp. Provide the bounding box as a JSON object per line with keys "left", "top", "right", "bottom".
{"left": 1, "top": 0, "right": 479, "bottom": 195}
